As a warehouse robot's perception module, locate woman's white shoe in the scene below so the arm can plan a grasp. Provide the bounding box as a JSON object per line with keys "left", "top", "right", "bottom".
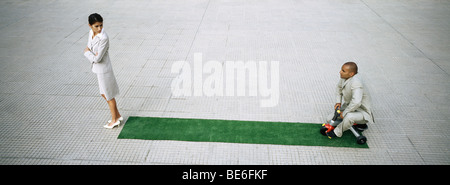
{"left": 103, "top": 120, "right": 120, "bottom": 129}
{"left": 108, "top": 116, "right": 123, "bottom": 123}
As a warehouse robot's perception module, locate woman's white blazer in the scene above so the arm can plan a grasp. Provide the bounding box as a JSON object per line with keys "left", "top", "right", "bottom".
{"left": 84, "top": 29, "right": 113, "bottom": 74}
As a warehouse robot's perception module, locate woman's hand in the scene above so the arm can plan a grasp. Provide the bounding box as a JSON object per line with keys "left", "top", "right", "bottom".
{"left": 84, "top": 47, "right": 98, "bottom": 56}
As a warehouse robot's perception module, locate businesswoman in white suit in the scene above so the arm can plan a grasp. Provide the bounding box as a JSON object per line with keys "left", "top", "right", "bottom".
{"left": 84, "top": 13, "right": 122, "bottom": 129}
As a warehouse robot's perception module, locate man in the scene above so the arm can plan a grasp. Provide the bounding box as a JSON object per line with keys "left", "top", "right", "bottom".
{"left": 325, "top": 62, "right": 375, "bottom": 138}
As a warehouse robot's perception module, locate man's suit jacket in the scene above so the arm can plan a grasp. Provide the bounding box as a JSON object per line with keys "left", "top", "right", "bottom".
{"left": 84, "top": 29, "right": 113, "bottom": 74}
{"left": 336, "top": 74, "right": 375, "bottom": 124}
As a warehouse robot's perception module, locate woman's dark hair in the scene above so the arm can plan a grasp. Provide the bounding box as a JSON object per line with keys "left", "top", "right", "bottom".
{"left": 88, "top": 13, "right": 103, "bottom": 25}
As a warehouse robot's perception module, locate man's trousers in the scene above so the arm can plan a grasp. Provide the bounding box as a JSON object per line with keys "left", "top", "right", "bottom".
{"left": 326, "top": 111, "right": 367, "bottom": 137}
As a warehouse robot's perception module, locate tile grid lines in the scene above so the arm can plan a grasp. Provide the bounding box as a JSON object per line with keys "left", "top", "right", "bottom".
{"left": 1, "top": 0, "right": 449, "bottom": 165}
{"left": 161, "top": 0, "right": 211, "bottom": 115}
{"left": 360, "top": 0, "right": 449, "bottom": 75}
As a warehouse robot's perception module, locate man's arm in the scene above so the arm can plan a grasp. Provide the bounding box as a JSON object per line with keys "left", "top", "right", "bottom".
{"left": 335, "top": 79, "right": 344, "bottom": 103}
{"left": 335, "top": 79, "right": 343, "bottom": 110}
{"left": 341, "top": 80, "right": 363, "bottom": 118}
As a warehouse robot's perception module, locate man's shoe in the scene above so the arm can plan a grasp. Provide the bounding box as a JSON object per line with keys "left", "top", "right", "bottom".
{"left": 353, "top": 124, "right": 368, "bottom": 132}
{"left": 326, "top": 130, "right": 337, "bottom": 139}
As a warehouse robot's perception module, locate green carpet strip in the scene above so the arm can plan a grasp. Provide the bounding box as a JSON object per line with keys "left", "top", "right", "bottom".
{"left": 118, "top": 116, "right": 368, "bottom": 148}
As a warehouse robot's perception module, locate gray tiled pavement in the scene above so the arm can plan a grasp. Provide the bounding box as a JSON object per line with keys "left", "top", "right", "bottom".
{"left": 0, "top": 0, "right": 449, "bottom": 165}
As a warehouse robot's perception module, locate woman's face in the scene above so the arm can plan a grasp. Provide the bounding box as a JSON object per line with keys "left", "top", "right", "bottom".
{"left": 89, "top": 22, "right": 103, "bottom": 35}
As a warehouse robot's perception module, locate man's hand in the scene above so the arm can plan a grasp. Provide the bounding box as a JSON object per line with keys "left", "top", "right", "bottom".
{"left": 335, "top": 103, "right": 343, "bottom": 119}
{"left": 334, "top": 103, "right": 341, "bottom": 110}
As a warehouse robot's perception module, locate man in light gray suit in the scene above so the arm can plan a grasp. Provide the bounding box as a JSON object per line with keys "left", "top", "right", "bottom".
{"left": 326, "top": 62, "right": 375, "bottom": 138}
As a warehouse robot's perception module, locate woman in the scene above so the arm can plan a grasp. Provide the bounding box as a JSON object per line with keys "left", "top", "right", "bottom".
{"left": 83, "top": 13, "right": 122, "bottom": 129}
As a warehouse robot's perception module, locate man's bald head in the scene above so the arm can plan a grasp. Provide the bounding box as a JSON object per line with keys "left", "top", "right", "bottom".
{"left": 339, "top": 62, "right": 358, "bottom": 79}
{"left": 343, "top": 62, "right": 358, "bottom": 75}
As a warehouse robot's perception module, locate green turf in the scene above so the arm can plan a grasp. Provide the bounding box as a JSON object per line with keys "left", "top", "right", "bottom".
{"left": 118, "top": 116, "right": 368, "bottom": 148}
